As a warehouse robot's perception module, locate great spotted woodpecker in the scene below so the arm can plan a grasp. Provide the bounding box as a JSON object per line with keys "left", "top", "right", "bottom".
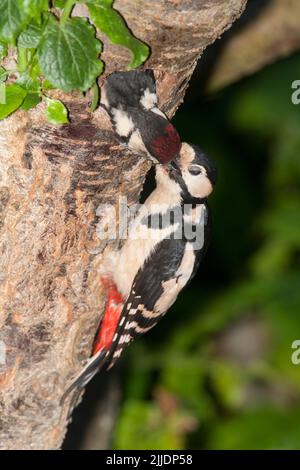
{"left": 62, "top": 143, "right": 217, "bottom": 400}
{"left": 101, "top": 70, "right": 181, "bottom": 164}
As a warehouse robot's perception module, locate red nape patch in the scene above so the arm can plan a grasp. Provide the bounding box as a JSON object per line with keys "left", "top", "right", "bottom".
{"left": 150, "top": 123, "right": 181, "bottom": 163}
{"left": 93, "top": 277, "right": 124, "bottom": 355}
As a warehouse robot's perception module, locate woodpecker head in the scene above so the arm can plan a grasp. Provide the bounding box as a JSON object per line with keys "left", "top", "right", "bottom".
{"left": 165, "top": 142, "right": 217, "bottom": 202}
{"left": 101, "top": 70, "right": 181, "bottom": 164}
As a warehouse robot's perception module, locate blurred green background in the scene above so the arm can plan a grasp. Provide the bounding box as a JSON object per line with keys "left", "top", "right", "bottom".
{"left": 111, "top": 51, "right": 300, "bottom": 450}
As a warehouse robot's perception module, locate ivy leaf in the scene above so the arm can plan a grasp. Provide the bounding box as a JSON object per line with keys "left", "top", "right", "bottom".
{"left": 18, "top": 21, "right": 43, "bottom": 48}
{"left": 0, "top": 84, "right": 27, "bottom": 120}
{"left": 21, "top": 0, "right": 49, "bottom": 19}
{"left": 38, "top": 15, "right": 103, "bottom": 92}
{"left": 45, "top": 98, "right": 69, "bottom": 124}
{"left": 29, "top": 57, "right": 42, "bottom": 80}
{"left": 0, "top": 0, "right": 47, "bottom": 43}
{"left": 90, "top": 82, "right": 100, "bottom": 111}
{"left": 87, "top": 0, "right": 149, "bottom": 69}
{"left": 0, "top": 0, "right": 26, "bottom": 43}
{"left": 0, "top": 42, "right": 8, "bottom": 60}
{"left": 21, "top": 92, "right": 41, "bottom": 110}
{"left": 43, "top": 79, "right": 55, "bottom": 90}
{"left": 54, "top": 0, "right": 65, "bottom": 7}
{"left": 17, "top": 71, "right": 40, "bottom": 92}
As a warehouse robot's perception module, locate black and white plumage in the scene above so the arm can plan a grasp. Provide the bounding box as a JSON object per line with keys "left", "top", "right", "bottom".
{"left": 106, "top": 142, "right": 216, "bottom": 367}
{"left": 101, "top": 70, "right": 181, "bottom": 164}
{"left": 62, "top": 143, "right": 217, "bottom": 398}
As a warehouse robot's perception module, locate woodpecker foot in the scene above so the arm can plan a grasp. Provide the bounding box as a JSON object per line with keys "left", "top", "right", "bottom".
{"left": 92, "top": 276, "right": 124, "bottom": 355}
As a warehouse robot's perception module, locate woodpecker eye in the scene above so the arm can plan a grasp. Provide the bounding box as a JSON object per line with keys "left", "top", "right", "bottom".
{"left": 188, "top": 165, "right": 203, "bottom": 176}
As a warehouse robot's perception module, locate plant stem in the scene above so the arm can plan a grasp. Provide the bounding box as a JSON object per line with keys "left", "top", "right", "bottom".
{"left": 60, "top": 0, "right": 76, "bottom": 25}
{"left": 17, "top": 47, "right": 27, "bottom": 73}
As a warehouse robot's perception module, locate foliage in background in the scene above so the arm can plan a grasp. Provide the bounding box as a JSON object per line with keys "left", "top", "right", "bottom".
{"left": 113, "top": 53, "right": 300, "bottom": 450}
{"left": 0, "top": 0, "right": 149, "bottom": 123}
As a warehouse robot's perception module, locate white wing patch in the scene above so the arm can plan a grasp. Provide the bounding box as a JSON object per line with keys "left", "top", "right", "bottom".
{"left": 128, "top": 129, "right": 149, "bottom": 156}
{"left": 112, "top": 108, "right": 134, "bottom": 137}
{"left": 140, "top": 88, "right": 157, "bottom": 110}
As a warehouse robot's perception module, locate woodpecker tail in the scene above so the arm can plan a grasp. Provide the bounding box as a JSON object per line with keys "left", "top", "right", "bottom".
{"left": 60, "top": 348, "right": 108, "bottom": 405}
{"left": 61, "top": 277, "right": 124, "bottom": 405}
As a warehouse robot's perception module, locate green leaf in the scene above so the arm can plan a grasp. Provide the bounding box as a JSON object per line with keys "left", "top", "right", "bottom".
{"left": 21, "top": 92, "right": 41, "bottom": 110}
{"left": 87, "top": 0, "right": 149, "bottom": 69}
{"left": 21, "top": 0, "right": 49, "bottom": 19}
{"left": 45, "top": 97, "right": 69, "bottom": 124}
{"left": 0, "top": 84, "right": 27, "bottom": 119}
{"left": 43, "top": 79, "right": 55, "bottom": 90}
{"left": 0, "top": 42, "right": 8, "bottom": 60}
{"left": 18, "top": 21, "right": 43, "bottom": 48}
{"left": 38, "top": 15, "right": 103, "bottom": 92}
{"left": 29, "top": 56, "right": 42, "bottom": 79}
{"left": 0, "top": 0, "right": 26, "bottom": 43}
{"left": 17, "top": 72, "right": 40, "bottom": 92}
{"left": 55, "top": 0, "right": 66, "bottom": 7}
{"left": 90, "top": 81, "right": 100, "bottom": 111}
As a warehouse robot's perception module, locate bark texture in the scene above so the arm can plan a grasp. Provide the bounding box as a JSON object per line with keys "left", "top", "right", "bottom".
{"left": 0, "top": 0, "right": 246, "bottom": 449}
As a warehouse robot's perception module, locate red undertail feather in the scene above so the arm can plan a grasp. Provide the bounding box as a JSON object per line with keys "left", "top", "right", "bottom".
{"left": 93, "top": 276, "right": 124, "bottom": 355}
{"left": 150, "top": 123, "right": 181, "bottom": 163}
{"left": 61, "top": 277, "right": 124, "bottom": 403}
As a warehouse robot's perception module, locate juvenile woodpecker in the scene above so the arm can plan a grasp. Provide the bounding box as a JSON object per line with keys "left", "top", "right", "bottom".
{"left": 101, "top": 70, "right": 181, "bottom": 164}
{"left": 62, "top": 143, "right": 217, "bottom": 400}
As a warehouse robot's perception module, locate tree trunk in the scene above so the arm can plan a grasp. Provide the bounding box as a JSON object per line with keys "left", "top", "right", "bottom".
{"left": 0, "top": 0, "right": 247, "bottom": 450}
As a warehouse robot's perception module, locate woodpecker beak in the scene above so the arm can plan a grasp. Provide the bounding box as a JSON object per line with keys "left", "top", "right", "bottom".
{"left": 169, "top": 158, "right": 180, "bottom": 174}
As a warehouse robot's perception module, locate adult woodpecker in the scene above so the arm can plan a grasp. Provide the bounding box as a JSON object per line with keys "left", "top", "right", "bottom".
{"left": 101, "top": 69, "right": 181, "bottom": 164}
{"left": 62, "top": 143, "right": 217, "bottom": 401}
